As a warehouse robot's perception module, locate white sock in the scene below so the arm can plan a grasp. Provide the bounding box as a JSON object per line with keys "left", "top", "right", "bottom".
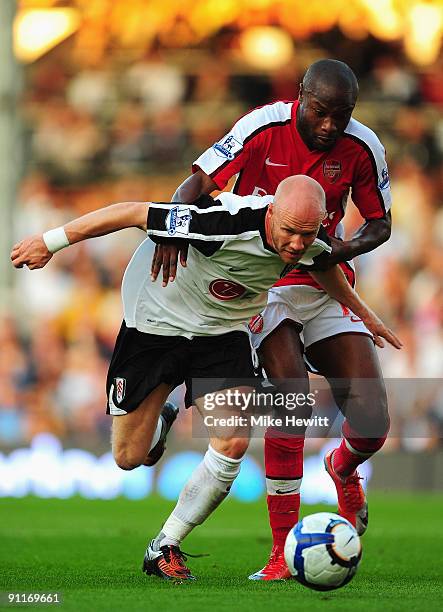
{"left": 149, "top": 418, "right": 163, "bottom": 453}
{"left": 153, "top": 445, "right": 243, "bottom": 549}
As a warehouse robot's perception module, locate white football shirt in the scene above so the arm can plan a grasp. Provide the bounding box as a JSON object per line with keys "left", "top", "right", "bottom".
{"left": 122, "top": 192, "right": 331, "bottom": 338}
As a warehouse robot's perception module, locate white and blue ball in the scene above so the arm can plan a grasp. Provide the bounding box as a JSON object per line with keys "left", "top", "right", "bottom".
{"left": 284, "top": 512, "right": 362, "bottom": 590}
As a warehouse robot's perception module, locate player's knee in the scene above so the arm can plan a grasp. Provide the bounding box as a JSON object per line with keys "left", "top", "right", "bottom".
{"left": 113, "top": 446, "right": 145, "bottom": 471}
{"left": 212, "top": 437, "right": 249, "bottom": 459}
{"left": 205, "top": 444, "right": 243, "bottom": 483}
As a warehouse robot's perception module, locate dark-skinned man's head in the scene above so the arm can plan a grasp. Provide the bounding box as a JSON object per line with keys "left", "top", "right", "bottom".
{"left": 297, "top": 59, "right": 359, "bottom": 151}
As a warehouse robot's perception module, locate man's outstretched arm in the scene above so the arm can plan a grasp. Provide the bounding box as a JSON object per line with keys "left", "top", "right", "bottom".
{"left": 310, "top": 266, "right": 402, "bottom": 350}
{"left": 11, "top": 201, "right": 149, "bottom": 270}
{"left": 151, "top": 170, "right": 217, "bottom": 286}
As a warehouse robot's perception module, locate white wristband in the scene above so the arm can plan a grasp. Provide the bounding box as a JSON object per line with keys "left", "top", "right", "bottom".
{"left": 42, "top": 227, "right": 70, "bottom": 253}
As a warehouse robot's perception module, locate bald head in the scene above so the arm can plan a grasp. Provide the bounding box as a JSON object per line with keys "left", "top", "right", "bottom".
{"left": 303, "top": 59, "right": 359, "bottom": 102}
{"left": 267, "top": 175, "right": 326, "bottom": 264}
{"left": 274, "top": 175, "right": 326, "bottom": 225}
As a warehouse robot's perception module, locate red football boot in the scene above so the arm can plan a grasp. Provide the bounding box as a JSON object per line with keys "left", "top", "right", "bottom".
{"left": 248, "top": 545, "right": 292, "bottom": 581}
{"left": 324, "top": 449, "right": 368, "bottom": 536}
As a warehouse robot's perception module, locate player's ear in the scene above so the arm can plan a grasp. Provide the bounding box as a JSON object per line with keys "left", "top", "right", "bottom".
{"left": 298, "top": 83, "right": 304, "bottom": 102}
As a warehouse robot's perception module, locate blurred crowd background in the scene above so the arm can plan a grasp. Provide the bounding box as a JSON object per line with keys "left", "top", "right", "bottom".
{"left": 1, "top": 0, "right": 443, "bottom": 458}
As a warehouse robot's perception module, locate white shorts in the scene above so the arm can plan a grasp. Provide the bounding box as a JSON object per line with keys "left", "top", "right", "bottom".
{"left": 248, "top": 285, "right": 372, "bottom": 354}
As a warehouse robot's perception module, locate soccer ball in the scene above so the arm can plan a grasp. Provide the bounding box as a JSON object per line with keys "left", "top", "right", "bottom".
{"left": 284, "top": 512, "right": 362, "bottom": 591}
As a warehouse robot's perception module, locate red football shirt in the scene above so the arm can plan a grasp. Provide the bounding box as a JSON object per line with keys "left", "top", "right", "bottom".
{"left": 193, "top": 100, "right": 391, "bottom": 289}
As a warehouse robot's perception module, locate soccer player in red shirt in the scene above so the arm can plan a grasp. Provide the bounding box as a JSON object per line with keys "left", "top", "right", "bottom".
{"left": 152, "top": 59, "right": 393, "bottom": 580}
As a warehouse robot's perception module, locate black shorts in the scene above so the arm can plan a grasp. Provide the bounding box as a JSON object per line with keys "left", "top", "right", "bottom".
{"left": 106, "top": 322, "right": 256, "bottom": 414}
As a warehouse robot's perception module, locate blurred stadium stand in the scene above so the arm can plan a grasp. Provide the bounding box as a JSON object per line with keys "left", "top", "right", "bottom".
{"left": 1, "top": 1, "right": 443, "bottom": 495}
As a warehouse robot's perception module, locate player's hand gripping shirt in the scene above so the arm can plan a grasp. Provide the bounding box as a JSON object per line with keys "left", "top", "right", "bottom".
{"left": 122, "top": 192, "right": 331, "bottom": 338}
{"left": 193, "top": 100, "right": 392, "bottom": 288}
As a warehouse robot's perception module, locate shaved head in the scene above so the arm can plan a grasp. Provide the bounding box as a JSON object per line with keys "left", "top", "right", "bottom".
{"left": 297, "top": 59, "right": 358, "bottom": 151}
{"left": 274, "top": 175, "right": 326, "bottom": 223}
{"left": 303, "top": 59, "right": 359, "bottom": 102}
{"left": 266, "top": 175, "right": 326, "bottom": 264}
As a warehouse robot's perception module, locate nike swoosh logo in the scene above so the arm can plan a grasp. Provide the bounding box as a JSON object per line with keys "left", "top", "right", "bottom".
{"left": 265, "top": 157, "right": 288, "bottom": 167}
{"left": 275, "top": 488, "right": 298, "bottom": 495}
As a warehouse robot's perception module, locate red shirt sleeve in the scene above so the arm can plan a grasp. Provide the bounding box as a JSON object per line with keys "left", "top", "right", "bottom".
{"left": 191, "top": 104, "right": 280, "bottom": 190}
{"left": 192, "top": 137, "right": 252, "bottom": 190}
{"left": 351, "top": 148, "right": 391, "bottom": 219}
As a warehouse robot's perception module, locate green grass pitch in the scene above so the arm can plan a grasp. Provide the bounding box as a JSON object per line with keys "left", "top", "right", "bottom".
{"left": 0, "top": 493, "right": 442, "bottom": 611}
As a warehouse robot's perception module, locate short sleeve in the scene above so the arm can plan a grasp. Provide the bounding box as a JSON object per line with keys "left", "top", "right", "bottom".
{"left": 351, "top": 139, "right": 392, "bottom": 219}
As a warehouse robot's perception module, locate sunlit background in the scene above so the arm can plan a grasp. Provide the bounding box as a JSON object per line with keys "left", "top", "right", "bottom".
{"left": 1, "top": 0, "right": 443, "bottom": 501}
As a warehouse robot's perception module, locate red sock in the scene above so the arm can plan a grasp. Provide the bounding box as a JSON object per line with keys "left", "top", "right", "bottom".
{"left": 264, "top": 429, "right": 304, "bottom": 548}
{"left": 333, "top": 420, "right": 388, "bottom": 478}
{"left": 267, "top": 494, "right": 300, "bottom": 548}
